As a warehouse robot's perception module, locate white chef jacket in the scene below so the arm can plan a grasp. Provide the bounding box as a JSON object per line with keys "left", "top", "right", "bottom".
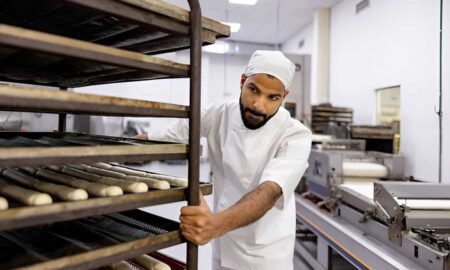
{"left": 149, "top": 100, "right": 312, "bottom": 270}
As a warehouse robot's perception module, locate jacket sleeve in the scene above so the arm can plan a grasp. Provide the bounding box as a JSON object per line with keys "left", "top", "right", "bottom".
{"left": 147, "top": 101, "right": 221, "bottom": 143}
{"left": 259, "top": 125, "right": 312, "bottom": 210}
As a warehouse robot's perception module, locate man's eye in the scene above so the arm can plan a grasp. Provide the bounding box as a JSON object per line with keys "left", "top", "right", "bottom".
{"left": 270, "top": 96, "right": 280, "bottom": 100}
{"left": 249, "top": 87, "right": 257, "bottom": 92}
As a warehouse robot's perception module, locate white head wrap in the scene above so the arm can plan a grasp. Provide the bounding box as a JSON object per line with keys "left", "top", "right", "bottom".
{"left": 244, "top": 50, "right": 295, "bottom": 89}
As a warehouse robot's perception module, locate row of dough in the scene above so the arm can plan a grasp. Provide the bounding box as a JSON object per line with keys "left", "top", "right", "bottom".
{"left": 108, "top": 254, "right": 170, "bottom": 270}
{"left": 0, "top": 163, "right": 188, "bottom": 210}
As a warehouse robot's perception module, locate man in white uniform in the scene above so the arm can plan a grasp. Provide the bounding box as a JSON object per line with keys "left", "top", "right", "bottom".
{"left": 137, "top": 50, "right": 311, "bottom": 270}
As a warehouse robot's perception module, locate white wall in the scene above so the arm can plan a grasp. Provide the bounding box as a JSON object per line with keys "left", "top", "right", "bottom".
{"left": 282, "top": 29, "right": 314, "bottom": 124}
{"left": 328, "top": 0, "right": 449, "bottom": 182}
{"left": 443, "top": 0, "right": 450, "bottom": 183}
{"left": 284, "top": 54, "right": 306, "bottom": 120}
{"left": 282, "top": 16, "right": 327, "bottom": 107}
{"left": 282, "top": 23, "right": 314, "bottom": 55}
{"left": 206, "top": 53, "right": 249, "bottom": 103}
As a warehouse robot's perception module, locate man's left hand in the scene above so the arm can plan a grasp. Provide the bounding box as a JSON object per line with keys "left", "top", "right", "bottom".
{"left": 179, "top": 194, "right": 223, "bottom": 245}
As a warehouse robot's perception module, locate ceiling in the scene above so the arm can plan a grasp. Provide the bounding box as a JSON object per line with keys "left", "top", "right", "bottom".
{"left": 165, "top": 0, "right": 339, "bottom": 45}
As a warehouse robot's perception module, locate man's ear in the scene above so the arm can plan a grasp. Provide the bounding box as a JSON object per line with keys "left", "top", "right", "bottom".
{"left": 283, "top": 90, "right": 289, "bottom": 98}
{"left": 240, "top": 73, "right": 247, "bottom": 89}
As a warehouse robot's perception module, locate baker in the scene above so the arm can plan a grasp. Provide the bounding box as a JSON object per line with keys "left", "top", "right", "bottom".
{"left": 136, "top": 50, "right": 312, "bottom": 270}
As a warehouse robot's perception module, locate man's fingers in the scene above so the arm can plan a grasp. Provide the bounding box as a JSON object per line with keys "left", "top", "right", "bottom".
{"left": 180, "top": 217, "right": 212, "bottom": 235}
{"left": 182, "top": 231, "right": 207, "bottom": 246}
{"left": 181, "top": 193, "right": 210, "bottom": 215}
{"left": 180, "top": 215, "right": 209, "bottom": 228}
{"left": 180, "top": 223, "right": 202, "bottom": 234}
{"left": 179, "top": 215, "right": 197, "bottom": 225}
{"left": 182, "top": 230, "right": 199, "bottom": 243}
{"left": 182, "top": 231, "right": 195, "bottom": 243}
{"left": 180, "top": 205, "right": 209, "bottom": 216}
{"left": 180, "top": 205, "right": 201, "bottom": 216}
{"left": 180, "top": 223, "right": 196, "bottom": 233}
{"left": 179, "top": 194, "right": 215, "bottom": 246}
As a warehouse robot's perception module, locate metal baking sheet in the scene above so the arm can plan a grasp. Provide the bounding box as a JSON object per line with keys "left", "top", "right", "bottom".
{"left": 0, "top": 209, "right": 182, "bottom": 269}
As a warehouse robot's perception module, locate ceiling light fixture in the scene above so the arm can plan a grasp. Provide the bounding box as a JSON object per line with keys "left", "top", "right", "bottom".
{"left": 229, "top": 0, "right": 258, "bottom": 5}
{"left": 222, "top": 22, "right": 241, "bottom": 33}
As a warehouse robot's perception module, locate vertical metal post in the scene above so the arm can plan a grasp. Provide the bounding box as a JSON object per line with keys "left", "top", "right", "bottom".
{"left": 187, "top": 0, "right": 201, "bottom": 269}
{"left": 58, "top": 87, "right": 68, "bottom": 132}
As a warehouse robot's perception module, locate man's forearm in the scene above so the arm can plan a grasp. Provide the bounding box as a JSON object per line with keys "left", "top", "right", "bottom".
{"left": 179, "top": 181, "right": 282, "bottom": 245}
{"left": 215, "top": 181, "right": 282, "bottom": 237}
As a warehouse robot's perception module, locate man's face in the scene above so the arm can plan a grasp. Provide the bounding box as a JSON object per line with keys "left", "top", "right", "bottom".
{"left": 239, "top": 73, "right": 288, "bottom": 130}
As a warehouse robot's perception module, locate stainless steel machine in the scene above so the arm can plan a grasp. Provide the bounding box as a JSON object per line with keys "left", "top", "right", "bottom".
{"left": 295, "top": 139, "right": 450, "bottom": 270}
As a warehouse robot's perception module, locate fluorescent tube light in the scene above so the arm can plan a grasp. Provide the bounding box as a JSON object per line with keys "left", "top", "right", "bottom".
{"left": 229, "top": 0, "right": 258, "bottom": 5}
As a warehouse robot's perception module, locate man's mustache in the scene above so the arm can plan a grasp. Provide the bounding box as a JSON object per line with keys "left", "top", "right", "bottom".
{"left": 245, "top": 108, "right": 266, "bottom": 118}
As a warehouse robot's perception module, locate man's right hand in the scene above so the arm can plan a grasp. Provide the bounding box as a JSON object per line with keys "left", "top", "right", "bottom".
{"left": 131, "top": 133, "right": 148, "bottom": 140}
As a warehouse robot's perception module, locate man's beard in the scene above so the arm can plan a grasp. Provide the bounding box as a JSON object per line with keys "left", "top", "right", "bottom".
{"left": 239, "top": 97, "right": 279, "bottom": 130}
